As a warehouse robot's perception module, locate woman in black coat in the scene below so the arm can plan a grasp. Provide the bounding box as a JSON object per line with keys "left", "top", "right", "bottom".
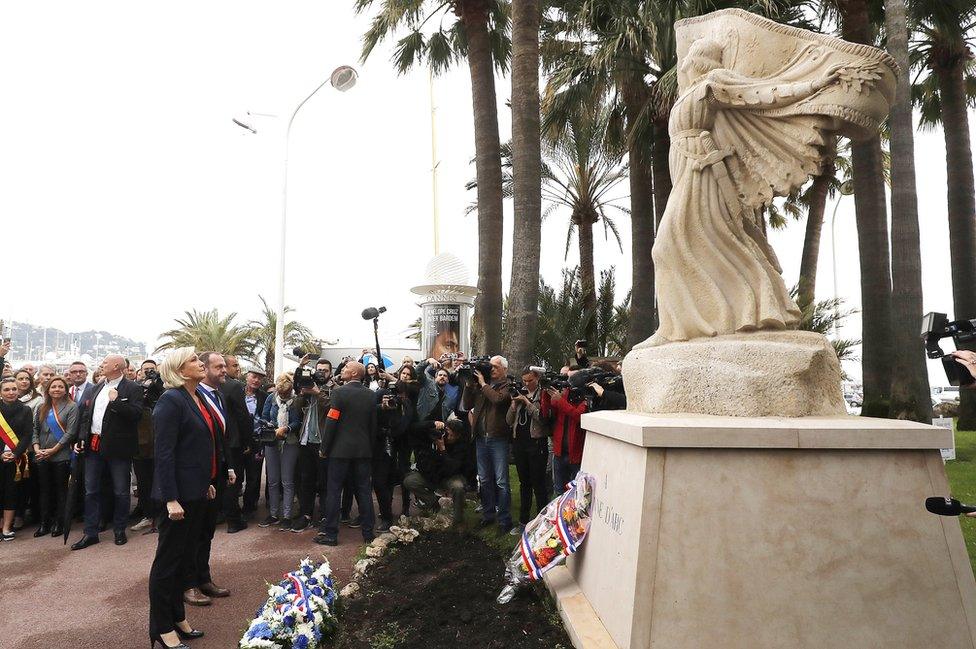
{"left": 148, "top": 348, "right": 221, "bottom": 649}
{"left": 0, "top": 377, "right": 32, "bottom": 541}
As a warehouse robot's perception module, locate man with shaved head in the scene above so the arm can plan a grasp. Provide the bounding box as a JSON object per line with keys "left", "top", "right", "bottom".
{"left": 314, "top": 362, "right": 377, "bottom": 546}
{"left": 71, "top": 353, "right": 144, "bottom": 550}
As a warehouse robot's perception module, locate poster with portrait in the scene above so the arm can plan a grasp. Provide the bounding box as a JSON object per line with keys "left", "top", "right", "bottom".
{"left": 423, "top": 303, "right": 462, "bottom": 359}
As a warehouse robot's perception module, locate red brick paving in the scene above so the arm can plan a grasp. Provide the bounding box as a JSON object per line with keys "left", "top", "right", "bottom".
{"left": 0, "top": 517, "right": 362, "bottom": 649}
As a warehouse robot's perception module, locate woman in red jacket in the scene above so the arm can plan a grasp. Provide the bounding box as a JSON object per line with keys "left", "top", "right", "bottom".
{"left": 542, "top": 386, "right": 587, "bottom": 494}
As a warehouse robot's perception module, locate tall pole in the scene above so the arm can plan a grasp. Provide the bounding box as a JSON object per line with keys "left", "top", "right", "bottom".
{"left": 271, "top": 67, "right": 357, "bottom": 378}
{"left": 275, "top": 77, "right": 334, "bottom": 379}
{"left": 429, "top": 68, "right": 441, "bottom": 256}
{"left": 830, "top": 197, "right": 842, "bottom": 338}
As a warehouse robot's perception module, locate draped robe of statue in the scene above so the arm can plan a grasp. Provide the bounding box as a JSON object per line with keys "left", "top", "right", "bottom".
{"left": 626, "top": 9, "right": 897, "bottom": 416}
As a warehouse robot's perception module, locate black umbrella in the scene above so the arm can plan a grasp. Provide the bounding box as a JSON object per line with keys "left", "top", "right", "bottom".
{"left": 63, "top": 452, "right": 83, "bottom": 544}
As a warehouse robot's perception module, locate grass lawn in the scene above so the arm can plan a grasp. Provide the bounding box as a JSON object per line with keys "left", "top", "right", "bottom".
{"left": 946, "top": 428, "right": 976, "bottom": 571}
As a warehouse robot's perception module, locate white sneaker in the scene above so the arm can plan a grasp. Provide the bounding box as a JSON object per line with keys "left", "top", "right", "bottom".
{"left": 130, "top": 517, "right": 153, "bottom": 532}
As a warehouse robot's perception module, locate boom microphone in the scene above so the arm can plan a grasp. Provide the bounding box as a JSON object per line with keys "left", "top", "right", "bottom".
{"left": 925, "top": 496, "right": 976, "bottom": 517}
{"left": 361, "top": 306, "right": 387, "bottom": 320}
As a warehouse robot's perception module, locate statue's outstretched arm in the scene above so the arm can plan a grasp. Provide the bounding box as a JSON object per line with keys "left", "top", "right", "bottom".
{"left": 704, "top": 66, "right": 844, "bottom": 111}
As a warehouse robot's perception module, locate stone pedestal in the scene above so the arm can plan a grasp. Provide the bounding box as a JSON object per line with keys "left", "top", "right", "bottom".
{"left": 546, "top": 411, "right": 976, "bottom": 649}
{"left": 625, "top": 331, "right": 847, "bottom": 417}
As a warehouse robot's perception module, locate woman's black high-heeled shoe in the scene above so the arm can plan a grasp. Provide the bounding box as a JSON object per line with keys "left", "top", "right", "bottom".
{"left": 175, "top": 626, "right": 204, "bottom": 640}
{"left": 149, "top": 632, "right": 189, "bottom": 649}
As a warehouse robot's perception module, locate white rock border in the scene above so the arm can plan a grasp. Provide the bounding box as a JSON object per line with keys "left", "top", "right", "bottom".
{"left": 338, "top": 512, "right": 454, "bottom": 600}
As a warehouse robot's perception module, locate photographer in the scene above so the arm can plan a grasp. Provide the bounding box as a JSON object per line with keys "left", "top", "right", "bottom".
{"left": 461, "top": 355, "right": 514, "bottom": 533}
{"left": 574, "top": 341, "right": 590, "bottom": 369}
{"left": 543, "top": 381, "right": 588, "bottom": 495}
{"left": 291, "top": 355, "right": 332, "bottom": 533}
{"left": 584, "top": 361, "right": 627, "bottom": 412}
{"left": 403, "top": 418, "right": 471, "bottom": 525}
{"left": 131, "top": 359, "right": 165, "bottom": 533}
{"left": 374, "top": 366, "right": 421, "bottom": 527}
{"left": 506, "top": 367, "right": 551, "bottom": 527}
{"left": 416, "top": 358, "right": 456, "bottom": 424}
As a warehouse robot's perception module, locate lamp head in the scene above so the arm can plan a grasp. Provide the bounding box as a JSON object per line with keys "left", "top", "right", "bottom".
{"left": 331, "top": 66, "right": 358, "bottom": 92}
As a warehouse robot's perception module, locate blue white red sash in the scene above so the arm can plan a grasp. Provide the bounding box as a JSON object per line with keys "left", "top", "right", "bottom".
{"left": 197, "top": 387, "right": 226, "bottom": 431}
{"left": 46, "top": 405, "right": 67, "bottom": 443}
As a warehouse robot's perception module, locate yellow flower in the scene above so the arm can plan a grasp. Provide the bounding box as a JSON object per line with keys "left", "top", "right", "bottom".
{"left": 547, "top": 538, "right": 558, "bottom": 548}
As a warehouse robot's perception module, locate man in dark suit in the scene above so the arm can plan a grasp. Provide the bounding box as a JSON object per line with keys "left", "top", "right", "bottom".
{"left": 241, "top": 368, "right": 268, "bottom": 518}
{"left": 71, "top": 354, "right": 144, "bottom": 550}
{"left": 220, "top": 355, "right": 252, "bottom": 534}
{"left": 314, "top": 362, "right": 376, "bottom": 546}
{"left": 185, "top": 352, "right": 234, "bottom": 607}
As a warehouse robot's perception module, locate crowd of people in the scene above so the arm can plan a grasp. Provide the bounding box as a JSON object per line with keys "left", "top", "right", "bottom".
{"left": 0, "top": 339, "right": 625, "bottom": 648}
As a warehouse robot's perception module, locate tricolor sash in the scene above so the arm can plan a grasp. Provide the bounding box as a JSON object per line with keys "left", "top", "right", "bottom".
{"left": 0, "top": 409, "right": 28, "bottom": 481}
{"left": 198, "top": 387, "right": 226, "bottom": 432}
{"left": 46, "top": 405, "right": 67, "bottom": 443}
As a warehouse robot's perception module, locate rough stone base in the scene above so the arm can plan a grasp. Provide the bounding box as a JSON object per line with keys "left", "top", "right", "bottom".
{"left": 624, "top": 330, "right": 846, "bottom": 417}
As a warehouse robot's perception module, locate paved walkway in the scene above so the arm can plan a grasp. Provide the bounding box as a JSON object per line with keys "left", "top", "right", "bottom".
{"left": 0, "top": 516, "right": 362, "bottom": 649}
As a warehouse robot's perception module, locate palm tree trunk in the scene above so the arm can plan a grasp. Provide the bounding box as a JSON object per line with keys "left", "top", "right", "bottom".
{"left": 463, "top": 1, "right": 505, "bottom": 356}
{"left": 797, "top": 164, "right": 832, "bottom": 310}
{"left": 936, "top": 58, "right": 976, "bottom": 428}
{"left": 505, "top": 0, "right": 542, "bottom": 371}
{"left": 264, "top": 347, "right": 275, "bottom": 381}
{"left": 840, "top": 0, "right": 893, "bottom": 417}
{"left": 578, "top": 216, "right": 597, "bottom": 345}
{"left": 621, "top": 77, "right": 656, "bottom": 350}
{"left": 886, "top": 0, "right": 931, "bottom": 422}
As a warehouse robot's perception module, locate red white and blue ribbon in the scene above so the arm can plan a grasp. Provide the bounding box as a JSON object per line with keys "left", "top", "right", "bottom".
{"left": 519, "top": 529, "right": 545, "bottom": 581}
{"left": 554, "top": 488, "right": 581, "bottom": 555}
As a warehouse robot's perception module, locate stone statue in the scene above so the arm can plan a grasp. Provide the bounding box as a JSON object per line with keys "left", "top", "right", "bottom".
{"left": 626, "top": 9, "right": 898, "bottom": 417}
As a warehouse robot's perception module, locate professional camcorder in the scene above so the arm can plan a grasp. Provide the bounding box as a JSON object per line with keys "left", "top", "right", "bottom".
{"left": 255, "top": 418, "right": 278, "bottom": 444}
{"left": 922, "top": 312, "right": 976, "bottom": 387}
{"left": 141, "top": 370, "right": 164, "bottom": 409}
{"left": 292, "top": 345, "right": 332, "bottom": 390}
{"left": 508, "top": 380, "right": 529, "bottom": 399}
{"left": 457, "top": 355, "right": 493, "bottom": 383}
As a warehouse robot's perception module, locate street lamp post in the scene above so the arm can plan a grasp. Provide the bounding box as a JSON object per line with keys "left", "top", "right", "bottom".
{"left": 830, "top": 179, "right": 855, "bottom": 337}
{"left": 236, "top": 65, "right": 358, "bottom": 378}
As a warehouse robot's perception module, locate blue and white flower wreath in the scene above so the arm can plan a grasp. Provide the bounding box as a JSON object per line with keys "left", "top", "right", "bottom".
{"left": 240, "top": 557, "right": 339, "bottom": 649}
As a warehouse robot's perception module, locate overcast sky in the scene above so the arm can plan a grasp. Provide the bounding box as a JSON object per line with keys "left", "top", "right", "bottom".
{"left": 0, "top": 1, "right": 968, "bottom": 386}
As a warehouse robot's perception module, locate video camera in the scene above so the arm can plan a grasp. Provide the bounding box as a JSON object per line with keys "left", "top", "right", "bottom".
{"left": 922, "top": 312, "right": 976, "bottom": 387}
{"left": 292, "top": 345, "right": 332, "bottom": 391}
{"left": 255, "top": 418, "right": 278, "bottom": 444}
{"left": 457, "top": 355, "right": 492, "bottom": 383}
{"left": 140, "top": 369, "right": 164, "bottom": 409}
{"left": 508, "top": 379, "right": 529, "bottom": 399}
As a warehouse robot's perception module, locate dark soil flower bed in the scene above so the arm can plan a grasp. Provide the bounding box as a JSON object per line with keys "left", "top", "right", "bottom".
{"left": 332, "top": 531, "right": 573, "bottom": 648}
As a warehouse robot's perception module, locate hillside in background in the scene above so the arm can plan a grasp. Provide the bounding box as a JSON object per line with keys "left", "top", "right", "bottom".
{"left": 0, "top": 320, "right": 145, "bottom": 363}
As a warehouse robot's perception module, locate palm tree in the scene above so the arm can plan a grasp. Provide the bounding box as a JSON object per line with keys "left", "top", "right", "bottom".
{"left": 823, "top": 0, "right": 895, "bottom": 417}
{"left": 156, "top": 309, "right": 253, "bottom": 357}
{"left": 911, "top": 0, "right": 976, "bottom": 428}
{"left": 246, "top": 295, "right": 314, "bottom": 378}
{"left": 355, "top": 0, "right": 511, "bottom": 355}
{"left": 476, "top": 108, "right": 628, "bottom": 346}
{"left": 541, "top": 105, "right": 628, "bottom": 344}
{"left": 886, "top": 0, "right": 932, "bottom": 423}
{"left": 506, "top": 0, "right": 543, "bottom": 371}
{"left": 534, "top": 266, "right": 630, "bottom": 370}
{"left": 542, "top": 0, "right": 657, "bottom": 350}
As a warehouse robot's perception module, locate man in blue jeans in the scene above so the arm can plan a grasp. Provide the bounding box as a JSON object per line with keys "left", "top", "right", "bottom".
{"left": 71, "top": 354, "right": 144, "bottom": 550}
{"left": 462, "top": 355, "right": 514, "bottom": 533}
